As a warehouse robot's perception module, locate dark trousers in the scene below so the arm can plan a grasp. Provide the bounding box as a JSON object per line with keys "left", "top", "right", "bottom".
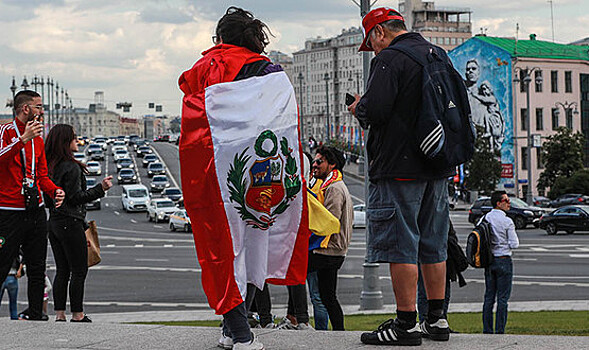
{"left": 223, "top": 283, "right": 257, "bottom": 343}
{"left": 287, "top": 283, "right": 309, "bottom": 324}
{"left": 309, "top": 253, "right": 345, "bottom": 331}
{"left": 483, "top": 257, "right": 513, "bottom": 334}
{"left": 254, "top": 283, "right": 273, "bottom": 326}
{"left": 49, "top": 215, "right": 88, "bottom": 313}
{"left": 0, "top": 208, "right": 47, "bottom": 320}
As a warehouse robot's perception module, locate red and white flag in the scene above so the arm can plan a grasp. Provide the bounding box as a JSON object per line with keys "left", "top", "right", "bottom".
{"left": 179, "top": 71, "right": 308, "bottom": 315}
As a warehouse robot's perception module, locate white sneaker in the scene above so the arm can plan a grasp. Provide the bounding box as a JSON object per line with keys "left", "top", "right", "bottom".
{"left": 276, "top": 317, "right": 297, "bottom": 330}
{"left": 295, "top": 323, "right": 315, "bottom": 331}
{"left": 218, "top": 332, "right": 233, "bottom": 349}
{"left": 232, "top": 332, "right": 264, "bottom": 350}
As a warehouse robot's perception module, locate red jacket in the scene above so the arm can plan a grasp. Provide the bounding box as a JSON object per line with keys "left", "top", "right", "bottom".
{"left": 0, "top": 119, "right": 59, "bottom": 210}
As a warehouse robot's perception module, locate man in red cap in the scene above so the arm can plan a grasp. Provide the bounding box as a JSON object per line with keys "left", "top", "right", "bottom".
{"left": 348, "top": 7, "right": 454, "bottom": 346}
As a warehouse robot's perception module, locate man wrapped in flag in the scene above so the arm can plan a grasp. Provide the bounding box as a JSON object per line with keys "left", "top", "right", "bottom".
{"left": 178, "top": 7, "right": 308, "bottom": 350}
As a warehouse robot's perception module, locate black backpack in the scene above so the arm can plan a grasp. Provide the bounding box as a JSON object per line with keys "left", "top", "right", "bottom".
{"left": 466, "top": 216, "right": 494, "bottom": 268}
{"left": 391, "top": 44, "right": 475, "bottom": 170}
{"left": 447, "top": 222, "right": 468, "bottom": 287}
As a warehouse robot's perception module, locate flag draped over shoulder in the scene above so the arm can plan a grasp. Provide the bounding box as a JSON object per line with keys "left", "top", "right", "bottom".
{"left": 178, "top": 45, "right": 308, "bottom": 315}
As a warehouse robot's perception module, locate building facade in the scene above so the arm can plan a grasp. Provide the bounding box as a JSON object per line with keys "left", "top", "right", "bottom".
{"left": 293, "top": 27, "right": 366, "bottom": 150}
{"left": 399, "top": 0, "right": 472, "bottom": 51}
{"left": 449, "top": 35, "right": 589, "bottom": 197}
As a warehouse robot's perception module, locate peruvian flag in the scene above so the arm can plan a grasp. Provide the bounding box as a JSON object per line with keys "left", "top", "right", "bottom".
{"left": 179, "top": 70, "right": 308, "bottom": 315}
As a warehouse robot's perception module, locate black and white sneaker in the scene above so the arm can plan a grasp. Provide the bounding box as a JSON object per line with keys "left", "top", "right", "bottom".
{"left": 360, "top": 318, "right": 422, "bottom": 346}
{"left": 420, "top": 318, "right": 450, "bottom": 341}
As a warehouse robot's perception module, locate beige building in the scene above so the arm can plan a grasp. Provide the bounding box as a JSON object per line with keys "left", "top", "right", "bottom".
{"left": 399, "top": 0, "right": 472, "bottom": 51}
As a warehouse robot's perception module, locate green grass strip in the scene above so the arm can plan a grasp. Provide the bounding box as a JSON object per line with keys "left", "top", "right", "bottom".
{"left": 134, "top": 310, "right": 589, "bottom": 336}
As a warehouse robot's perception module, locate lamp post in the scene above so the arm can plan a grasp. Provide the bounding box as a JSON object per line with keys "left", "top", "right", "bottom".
{"left": 554, "top": 101, "right": 579, "bottom": 129}
{"left": 21, "top": 76, "right": 29, "bottom": 90}
{"left": 10, "top": 76, "right": 17, "bottom": 118}
{"left": 514, "top": 66, "right": 542, "bottom": 205}
{"left": 324, "top": 72, "right": 330, "bottom": 142}
{"left": 55, "top": 82, "right": 60, "bottom": 122}
{"left": 32, "top": 75, "right": 39, "bottom": 92}
{"left": 297, "top": 72, "right": 305, "bottom": 148}
{"left": 47, "top": 78, "right": 54, "bottom": 128}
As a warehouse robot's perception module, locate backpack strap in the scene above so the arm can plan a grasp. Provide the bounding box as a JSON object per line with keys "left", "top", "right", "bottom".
{"left": 388, "top": 43, "right": 444, "bottom": 68}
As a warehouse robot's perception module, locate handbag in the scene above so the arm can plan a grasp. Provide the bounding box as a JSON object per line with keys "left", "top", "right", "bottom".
{"left": 85, "top": 220, "right": 101, "bottom": 267}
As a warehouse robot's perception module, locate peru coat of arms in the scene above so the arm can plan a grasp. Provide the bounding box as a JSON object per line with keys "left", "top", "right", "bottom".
{"left": 227, "top": 130, "right": 302, "bottom": 230}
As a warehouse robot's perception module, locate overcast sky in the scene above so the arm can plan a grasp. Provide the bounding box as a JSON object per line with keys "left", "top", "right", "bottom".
{"left": 1, "top": 0, "right": 587, "bottom": 118}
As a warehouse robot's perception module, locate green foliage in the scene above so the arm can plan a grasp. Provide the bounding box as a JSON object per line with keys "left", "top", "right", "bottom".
{"left": 549, "top": 169, "right": 589, "bottom": 198}
{"left": 466, "top": 125, "right": 502, "bottom": 195}
{"left": 226, "top": 149, "right": 257, "bottom": 223}
{"left": 538, "top": 127, "right": 586, "bottom": 196}
{"left": 254, "top": 130, "right": 278, "bottom": 157}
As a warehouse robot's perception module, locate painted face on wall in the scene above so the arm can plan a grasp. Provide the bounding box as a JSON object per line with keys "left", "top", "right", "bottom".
{"left": 465, "top": 61, "right": 480, "bottom": 83}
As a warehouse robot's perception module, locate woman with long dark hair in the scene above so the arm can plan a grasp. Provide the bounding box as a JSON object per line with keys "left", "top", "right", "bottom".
{"left": 45, "top": 124, "right": 112, "bottom": 322}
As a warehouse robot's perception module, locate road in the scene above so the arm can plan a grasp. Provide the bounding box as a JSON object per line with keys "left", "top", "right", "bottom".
{"left": 3, "top": 141, "right": 588, "bottom": 317}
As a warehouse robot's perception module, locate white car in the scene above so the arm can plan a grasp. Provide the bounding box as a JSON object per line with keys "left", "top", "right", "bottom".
{"left": 112, "top": 145, "right": 127, "bottom": 156}
{"left": 169, "top": 209, "right": 191, "bottom": 232}
{"left": 113, "top": 140, "right": 126, "bottom": 147}
{"left": 121, "top": 184, "right": 150, "bottom": 212}
{"left": 73, "top": 152, "right": 86, "bottom": 164}
{"left": 353, "top": 204, "right": 366, "bottom": 228}
{"left": 147, "top": 198, "right": 178, "bottom": 223}
{"left": 86, "top": 161, "right": 102, "bottom": 175}
{"left": 113, "top": 149, "right": 130, "bottom": 161}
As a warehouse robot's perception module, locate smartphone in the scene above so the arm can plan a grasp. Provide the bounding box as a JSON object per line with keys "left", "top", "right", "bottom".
{"left": 345, "top": 93, "right": 355, "bottom": 106}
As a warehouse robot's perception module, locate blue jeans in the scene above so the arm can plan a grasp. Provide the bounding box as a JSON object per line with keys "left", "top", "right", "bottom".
{"left": 417, "top": 268, "right": 451, "bottom": 323}
{"left": 483, "top": 257, "right": 513, "bottom": 334}
{"left": 307, "top": 271, "right": 329, "bottom": 330}
{"left": 0, "top": 275, "right": 19, "bottom": 320}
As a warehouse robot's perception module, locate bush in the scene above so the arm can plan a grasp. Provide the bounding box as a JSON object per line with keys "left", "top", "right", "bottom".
{"left": 549, "top": 169, "right": 589, "bottom": 198}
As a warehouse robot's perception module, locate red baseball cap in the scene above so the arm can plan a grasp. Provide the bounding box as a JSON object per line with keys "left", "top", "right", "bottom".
{"left": 359, "top": 7, "right": 404, "bottom": 52}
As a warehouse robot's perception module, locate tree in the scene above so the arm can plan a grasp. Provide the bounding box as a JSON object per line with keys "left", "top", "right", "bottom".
{"left": 537, "top": 127, "right": 585, "bottom": 196}
{"left": 549, "top": 169, "right": 589, "bottom": 198}
{"left": 466, "top": 125, "right": 502, "bottom": 195}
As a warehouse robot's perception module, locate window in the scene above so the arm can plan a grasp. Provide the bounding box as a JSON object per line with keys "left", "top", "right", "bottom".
{"left": 521, "top": 108, "right": 528, "bottom": 131}
{"left": 566, "top": 108, "right": 573, "bottom": 129}
{"left": 565, "top": 71, "right": 572, "bottom": 93}
{"left": 445, "top": 37, "right": 450, "bottom": 45}
{"left": 551, "top": 108, "right": 559, "bottom": 129}
{"left": 536, "top": 108, "right": 543, "bottom": 130}
{"left": 535, "top": 70, "right": 543, "bottom": 92}
{"left": 537, "top": 147, "right": 544, "bottom": 169}
{"left": 551, "top": 70, "right": 558, "bottom": 93}
{"left": 521, "top": 147, "right": 528, "bottom": 170}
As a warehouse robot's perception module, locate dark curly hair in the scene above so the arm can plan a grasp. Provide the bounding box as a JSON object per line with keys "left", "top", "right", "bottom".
{"left": 215, "top": 6, "right": 272, "bottom": 54}
{"left": 316, "top": 146, "right": 346, "bottom": 171}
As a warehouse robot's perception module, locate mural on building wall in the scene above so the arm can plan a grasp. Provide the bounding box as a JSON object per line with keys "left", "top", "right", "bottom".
{"left": 449, "top": 39, "right": 514, "bottom": 187}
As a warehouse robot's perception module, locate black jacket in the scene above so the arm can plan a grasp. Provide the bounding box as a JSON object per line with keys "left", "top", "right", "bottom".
{"left": 49, "top": 161, "right": 105, "bottom": 221}
{"left": 356, "top": 32, "right": 453, "bottom": 180}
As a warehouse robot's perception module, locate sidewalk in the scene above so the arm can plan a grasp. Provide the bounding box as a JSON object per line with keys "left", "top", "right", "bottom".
{"left": 2, "top": 317, "right": 588, "bottom": 350}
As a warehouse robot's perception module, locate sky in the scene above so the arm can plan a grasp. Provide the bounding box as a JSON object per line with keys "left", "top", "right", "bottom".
{"left": 1, "top": 0, "right": 587, "bottom": 118}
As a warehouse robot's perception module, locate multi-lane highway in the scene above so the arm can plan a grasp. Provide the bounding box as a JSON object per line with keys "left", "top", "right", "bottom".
{"left": 3, "top": 141, "right": 588, "bottom": 317}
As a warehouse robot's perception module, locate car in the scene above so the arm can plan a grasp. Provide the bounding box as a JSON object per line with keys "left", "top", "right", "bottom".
{"left": 121, "top": 184, "right": 150, "bottom": 212}
{"left": 94, "top": 138, "right": 108, "bottom": 151}
{"left": 353, "top": 204, "right": 366, "bottom": 228}
{"left": 116, "top": 157, "right": 134, "bottom": 170}
{"left": 169, "top": 209, "right": 191, "bottom": 232}
{"left": 88, "top": 148, "right": 104, "bottom": 161}
{"left": 113, "top": 140, "right": 126, "bottom": 147}
{"left": 142, "top": 154, "right": 159, "bottom": 168}
{"left": 468, "top": 196, "right": 545, "bottom": 229}
{"left": 161, "top": 187, "right": 182, "bottom": 202}
{"left": 147, "top": 162, "right": 165, "bottom": 177}
{"left": 85, "top": 177, "right": 101, "bottom": 210}
{"left": 550, "top": 194, "right": 589, "bottom": 208}
{"left": 86, "top": 161, "right": 102, "bottom": 175}
{"left": 111, "top": 145, "right": 127, "bottom": 156}
{"left": 538, "top": 205, "right": 589, "bottom": 235}
{"left": 147, "top": 198, "right": 178, "bottom": 223}
{"left": 136, "top": 146, "right": 152, "bottom": 158}
{"left": 128, "top": 135, "right": 140, "bottom": 146}
{"left": 117, "top": 168, "right": 138, "bottom": 184}
{"left": 533, "top": 196, "right": 552, "bottom": 208}
{"left": 73, "top": 152, "right": 86, "bottom": 164}
{"left": 150, "top": 175, "right": 170, "bottom": 193}
{"left": 113, "top": 149, "right": 130, "bottom": 162}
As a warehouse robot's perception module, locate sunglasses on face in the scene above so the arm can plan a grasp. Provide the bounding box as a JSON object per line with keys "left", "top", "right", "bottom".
{"left": 500, "top": 198, "right": 510, "bottom": 203}
{"left": 312, "top": 159, "right": 324, "bottom": 165}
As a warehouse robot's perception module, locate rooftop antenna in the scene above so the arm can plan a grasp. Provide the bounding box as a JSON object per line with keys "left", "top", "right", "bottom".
{"left": 548, "top": 0, "right": 555, "bottom": 42}
{"left": 515, "top": 23, "right": 519, "bottom": 55}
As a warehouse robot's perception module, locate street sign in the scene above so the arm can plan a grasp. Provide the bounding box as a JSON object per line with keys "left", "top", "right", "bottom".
{"left": 532, "top": 134, "right": 542, "bottom": 147}
{"left": 501, "top": 163, "right": 514, "bottom": 178}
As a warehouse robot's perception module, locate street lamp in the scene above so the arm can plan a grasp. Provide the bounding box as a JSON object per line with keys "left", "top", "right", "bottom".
{"left": 514, "top": 66, "right": 543, "bottom": 205}
{"left": 47, "top": 78, "right": 54, "bottom": 128}
{"left": 21, "top": 76, "right": 29, "bottom": 90}
{"left": 297, "top": 72, "right": 305, "bottom": 148}
{"left": 10, "top": 76, "right": 17, "bottom": 118}
{"left": 554, "top": 101, "right": 579, "bottom": 129}
{"left": 324, "top": 72, "right": 330, "bottom": 142}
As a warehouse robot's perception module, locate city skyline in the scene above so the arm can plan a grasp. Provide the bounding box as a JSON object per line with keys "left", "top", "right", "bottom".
{"left": 1, "top": 0, "right": 587, "bottom": 117}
